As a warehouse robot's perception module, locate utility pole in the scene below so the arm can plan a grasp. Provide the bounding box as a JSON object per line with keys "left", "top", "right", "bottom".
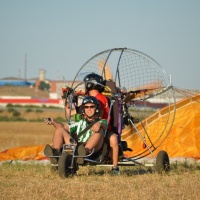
{"left": 25, "top": 53, "right": 27, "bottom": 81}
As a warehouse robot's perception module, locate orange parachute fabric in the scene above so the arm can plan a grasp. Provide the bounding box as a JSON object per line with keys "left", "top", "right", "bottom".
{"left": 123, "top": 94, "right": 200, "bottom": 159}
{"left": 1, "top": 94, "right": 200, "bottom": 161}
{"left": 97, "top": 59, "right": 113, "bottom": 80}
{"left": 0, "top": 145, "right": 46, "bottom": 161}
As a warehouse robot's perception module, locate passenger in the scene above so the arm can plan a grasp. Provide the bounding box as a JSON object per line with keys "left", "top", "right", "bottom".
{"left": 65, "top": 73, "right": 120, "bottom": 174}
{"left": 44, "top": 96, "right": 106, "bottom": 165}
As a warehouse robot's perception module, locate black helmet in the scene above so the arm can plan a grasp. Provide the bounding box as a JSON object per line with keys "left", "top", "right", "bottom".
{"left": 83, "top": 73, "right": 104, "bottom": 92}
{"left": 82, "top": 96, "right": 100, "bottom": 116}
{"left": 82, "top": 96, "right": 100, "bottom": 106}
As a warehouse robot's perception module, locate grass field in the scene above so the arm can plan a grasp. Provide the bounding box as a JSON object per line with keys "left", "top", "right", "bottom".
{"left": 0, "top": 122, "right": 53, "bottom": 152}
{"left": 0, "top": 108, "right": 65, "bottom": 152}
{"left": 1, "top": 162, "right": 200, "bottom": 200}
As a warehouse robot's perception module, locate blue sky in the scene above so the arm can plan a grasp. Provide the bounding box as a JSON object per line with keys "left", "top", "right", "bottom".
{"left": 0, "top": 0, "right": 199, "bottom": 89}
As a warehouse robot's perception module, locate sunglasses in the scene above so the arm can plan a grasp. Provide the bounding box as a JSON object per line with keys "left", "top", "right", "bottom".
{"left": 84, "top": 105, "right": 96, "bottom": 109}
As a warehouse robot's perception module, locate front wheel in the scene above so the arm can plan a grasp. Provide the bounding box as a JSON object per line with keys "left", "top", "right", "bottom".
{"left": 156, "top": 150, "right": 170, "bottom": 173}
{"left": 58, "top": 153, "right": 77, "bottom": 178}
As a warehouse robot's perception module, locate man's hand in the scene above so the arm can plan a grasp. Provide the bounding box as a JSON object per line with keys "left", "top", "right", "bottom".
{"left": 91, "top": 121, "right": 102, "bottom": 133}
{"left": 44, "top": 117, "right": 53, "bottom": 125}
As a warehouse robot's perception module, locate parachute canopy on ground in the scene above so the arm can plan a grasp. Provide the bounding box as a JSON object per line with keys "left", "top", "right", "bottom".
{"left": 123, "top": 93, "right": 200, "bottom": 159}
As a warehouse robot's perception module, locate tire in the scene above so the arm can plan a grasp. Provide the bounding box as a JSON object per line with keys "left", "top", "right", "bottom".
{"left": 58, "top": 153, "right": 77, "bottom": 178}
{"left": 156, "top": 150, "right": 170, "bottom": 173}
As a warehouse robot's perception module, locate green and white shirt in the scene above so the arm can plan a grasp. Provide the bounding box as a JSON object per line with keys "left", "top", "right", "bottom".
{"left": 69, "top": 119, "right": 107, "bottom": 142}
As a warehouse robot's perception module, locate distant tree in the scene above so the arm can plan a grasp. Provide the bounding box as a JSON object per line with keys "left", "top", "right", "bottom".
{"left": 13, "top": 110, "right": 20, "bottom": 117}
{"left": 39, "top": 81, "right": 50, "bottom": 91}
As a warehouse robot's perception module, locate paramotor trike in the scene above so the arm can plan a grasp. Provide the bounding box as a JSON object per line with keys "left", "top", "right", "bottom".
{"left": 45, "top": 48, "right": 176, "bottom": 178}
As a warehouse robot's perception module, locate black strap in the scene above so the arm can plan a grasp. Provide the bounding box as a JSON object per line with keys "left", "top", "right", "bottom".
{"left": 77, "top": 118, "right": 99, "bottom": 140}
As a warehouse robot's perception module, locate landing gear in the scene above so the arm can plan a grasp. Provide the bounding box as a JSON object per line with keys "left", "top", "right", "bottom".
{"left": 156, "top": 150, "right": 170, "bottom": 173}
{"left": 58, "top": 153, "right": 78, "bottom": 178}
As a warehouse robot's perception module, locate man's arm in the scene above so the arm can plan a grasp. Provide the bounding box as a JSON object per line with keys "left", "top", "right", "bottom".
{"left": 44, "top": 117, "right": 70, "bottom": 132}
{"left": 90, "top": 120, "right": 107, "bottom": 133}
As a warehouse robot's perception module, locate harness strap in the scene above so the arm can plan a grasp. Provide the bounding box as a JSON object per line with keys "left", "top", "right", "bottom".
{"left": 77, "top": 118, "right": 99, "bottom": 140}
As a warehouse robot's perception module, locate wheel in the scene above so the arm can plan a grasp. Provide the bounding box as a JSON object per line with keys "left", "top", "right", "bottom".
{"left": 58, "top": 153, "right": 77, "bottom": 178}
{"left": 156, "top": 150, "right": 170, "bottom": 173}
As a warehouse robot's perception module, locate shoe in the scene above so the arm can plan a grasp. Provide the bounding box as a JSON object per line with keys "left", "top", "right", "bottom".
{"left": 111, "top": 166, "right": 120, "bottom": 175}
{"left": 44, "top": 144, "right": 59, "bottom": 171}
{"left": 77, "top": 144, "right": 86, "bottom": 164}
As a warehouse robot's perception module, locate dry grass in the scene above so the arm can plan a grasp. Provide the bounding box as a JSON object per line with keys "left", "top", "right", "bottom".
{"left": 1, "top": 162, "right": 200, "bottom": 200}
{"left": 0, "top": 109, "right": 64, "bottom": 151}
{"left": 0, "top": 86, "right": 49, "bottom": 98}
{"left": 0, "top": 122, "right": 53, "bottom": 151}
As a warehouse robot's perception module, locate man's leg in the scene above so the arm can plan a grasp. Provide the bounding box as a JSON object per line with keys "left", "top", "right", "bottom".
{"left": 52, "top": 126, "right": 72, "bottom": 151}
{"left": 77, "top": 128, "right": 104, "bottom": 164}
{"left": 44, "top": 124, "right": 73, "bottom": 169}
{"left": 107, "top": 133, "right": 119, "bottom": 167}
{"left": 84, "top": 128, "right": 104, "bottom": 153}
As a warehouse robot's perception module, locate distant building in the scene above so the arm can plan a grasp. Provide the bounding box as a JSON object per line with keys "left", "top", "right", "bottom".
{"left": 0, "top": 77, "right": 35, "bottom": 86}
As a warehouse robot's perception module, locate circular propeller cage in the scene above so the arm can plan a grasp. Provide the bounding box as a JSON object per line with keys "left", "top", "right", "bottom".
{"left": 71, "top": 48, "right": 176, "bottom": 159}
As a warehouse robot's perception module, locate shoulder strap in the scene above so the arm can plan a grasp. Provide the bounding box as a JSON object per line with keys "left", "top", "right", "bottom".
{"left": 77, "top": 118, "right": 99, "bottom": 139}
